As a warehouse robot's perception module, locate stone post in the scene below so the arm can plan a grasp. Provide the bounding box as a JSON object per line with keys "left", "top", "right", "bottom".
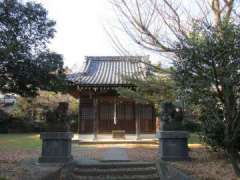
{"left": 157, "top": 101, "right": 189, "bottom": 161}
{"left": 39, "top": 132, "right": 73, "bottom": 163}
{"left": 157, "top": 131, "right": 189, "bottom": 160}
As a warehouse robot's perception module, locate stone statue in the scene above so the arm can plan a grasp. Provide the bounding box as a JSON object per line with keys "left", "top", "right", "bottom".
{"left": 160, "top": 101, "right": 184, "bottom": 131}
{"left": 45, "top": 102, "right": 70, "bottom": 132}
{"left": 158, "top": 101, "right": 189, "bottom": 161}
{"left": 39, "top": 102, "right": 73, "bottom": 163}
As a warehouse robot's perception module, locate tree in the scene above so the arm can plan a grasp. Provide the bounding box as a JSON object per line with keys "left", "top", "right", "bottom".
{"left": 117, "top": 65, "right": 176, "bottom": 115}
{"left": 111, "top": 0, "right": 238, "bottom": 54}
{"left": 111, "top": 0, "right": 240, "bottom": 176}
{"left": 0, "top": 0, "right": 65, "bottom": 97}
{"left": 10, "top": 91, "right": 78, "bottom": 131}
{"left": 174, "top": 22, "right": 240, "bottom": 175}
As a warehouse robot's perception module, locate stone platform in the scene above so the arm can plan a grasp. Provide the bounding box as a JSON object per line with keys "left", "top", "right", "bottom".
{"left": 72, "top": 133, "right": 158, "bottom": 144}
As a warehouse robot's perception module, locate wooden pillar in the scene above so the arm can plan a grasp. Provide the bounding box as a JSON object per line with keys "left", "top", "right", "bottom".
{"left": 113, "top": 97, "right": 117, "bottom": 125}
{"left": 154, "top": 106, "right": 159, "bottom": 133}
{"left": 93, "top": 96, "right": 99, "bottom": 140}
{"left": 135, "top": 102, "right": 140, "bottom": 140}
{"left": 78, "top": 98, "right": 80, "bottom": 134}
{"left": 79, "top": 97, "right": 86, "bottom": 133}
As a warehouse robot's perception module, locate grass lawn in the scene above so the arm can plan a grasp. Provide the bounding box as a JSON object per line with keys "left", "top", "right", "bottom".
{"left": 188, "top": 133, "right": 202, "bottom": 144}
{"left": 0, "top": 133, "right": 41, "bottom": 151}
{"left": 0, "top": 133, "right": 202, "bottom": 151}
{"left": 0, "top": 177, "right": 8, "bottom": 180}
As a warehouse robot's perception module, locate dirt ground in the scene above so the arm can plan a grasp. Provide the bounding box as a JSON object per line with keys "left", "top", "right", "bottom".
{"left": 171, "top": 144, "right": 239, "bottom": 180}
{"left": 0, "top": 144, "right": 238, "bottom": 180}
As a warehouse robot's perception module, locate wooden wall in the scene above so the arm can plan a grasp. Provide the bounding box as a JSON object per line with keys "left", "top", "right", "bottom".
{"left": 79, "top": 94, "right": 155, "bottom": 134}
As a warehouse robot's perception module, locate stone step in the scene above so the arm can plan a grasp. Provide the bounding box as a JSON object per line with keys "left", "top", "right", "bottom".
{"left": 69, "top": 162, "right": 160, "bottom": 180}
{"left": 75, "top": 162, "right": 156, "bottom": 169}
{"left": 73, "top": 166, "right": 157, "bottom": 176}
{"left": 70, "top": 173, "right": 160, "bottom": 180}
{"left": 61, "top": 161, "right": 160, "bottom": 180}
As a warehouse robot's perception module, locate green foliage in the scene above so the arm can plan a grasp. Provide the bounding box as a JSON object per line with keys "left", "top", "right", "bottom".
{"left": 174, "top": 21, "right": 240, "bottom": 174}
{"left": 0, "top": 177, "right": 9, "bottom": 180}
{"left": 199, "top": 108, "right": 225, "bottom": 150}
{"left": 0, "top": 109, "right": 9, "bottom": 133}
{"left": 181, "top": 108, "right": 202, "bottom": 133}
{"left": 0, "top": 0, "right": 66, "bottom": 97}
{"left": 10, "top": 96, "right": 31, "bottom": 119}
{"left": 11, "top": 91, "right": 78, "bottom": 119}
{"left": 7, "top": 91, "right": 78, "bottom": 132}
{"left": 182, "top": 119, "right": 201, "bottom": 133}
{"left": 188, "top": 133, "right": 202, "bottom": 144}
{"left": 118, "top": 66, "right": 176, "bottom": 115}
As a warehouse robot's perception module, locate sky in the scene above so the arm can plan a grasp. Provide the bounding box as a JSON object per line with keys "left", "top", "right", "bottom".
{"left": 33, "top": 0, "right": 173, "bottom": 72}
{"left": 31, "top": 0, "right": 216, "bottom": 70}
{"left": 34, "top": 0, "right": 118, "bottom": 70}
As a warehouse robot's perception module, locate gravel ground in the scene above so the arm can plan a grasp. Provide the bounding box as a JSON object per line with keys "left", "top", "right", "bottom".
{"left": 0, "top": 144, "right": 238, "bottom": 180}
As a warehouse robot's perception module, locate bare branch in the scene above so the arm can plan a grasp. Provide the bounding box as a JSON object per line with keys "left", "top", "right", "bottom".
{"left": 108, "top": 0, "right": 236, "bottom": 63}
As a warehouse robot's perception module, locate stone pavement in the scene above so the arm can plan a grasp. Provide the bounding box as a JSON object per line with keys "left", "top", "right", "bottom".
{"left": 101, "top": 147, "right": 129, "bottom": 161}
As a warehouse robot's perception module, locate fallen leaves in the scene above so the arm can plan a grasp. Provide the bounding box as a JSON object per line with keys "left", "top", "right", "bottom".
{"left": 0, "top": 144, "right": 238, "bottom": 180}
{"left": 0, "top": 150, "right": 39, "bottom": 163}
{"left": 171, "top": 146, "right": 238, "bottom": 180}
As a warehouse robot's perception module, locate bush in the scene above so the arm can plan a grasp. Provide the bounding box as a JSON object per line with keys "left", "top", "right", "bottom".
{"left": 199, "top": 109, "right": 226, "bottom": 150}
{"left": 183, "top": 119, "right": 201, "bottom": 133}
{"left": 0, "top": 110, "right": 9, "bottom": 133}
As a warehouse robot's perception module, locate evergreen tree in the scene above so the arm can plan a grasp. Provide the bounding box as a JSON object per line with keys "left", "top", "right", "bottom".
{"left": 174, "top": 21, "right": 240, "bottom": 176}
{"left": 118, "top": 64, "right": 176, "bottom": 115}
{"left": 0, "top": 0, "right": 65, "bottom": 97}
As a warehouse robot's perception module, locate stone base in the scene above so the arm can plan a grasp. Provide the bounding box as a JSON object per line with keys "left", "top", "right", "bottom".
{"left": 39, "top": 156, "right": 73, "bottom": 163}
{"left": 39, "top": 132, "right": 73, "bottom": 163}
{"left": 19, "top": 158, "right": 64, "bottom": 180}
{"left": 157, "top": 131, "right": 189, "bottom": 161}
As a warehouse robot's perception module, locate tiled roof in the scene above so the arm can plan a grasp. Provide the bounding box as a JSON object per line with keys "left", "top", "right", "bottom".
{"left": 67, "top": 56, "right": 149, "bottom": 86}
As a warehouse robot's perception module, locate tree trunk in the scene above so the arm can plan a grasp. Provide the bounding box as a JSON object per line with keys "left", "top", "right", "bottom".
{"left": 229, "top": 151, "right": 240, "bottom": 177}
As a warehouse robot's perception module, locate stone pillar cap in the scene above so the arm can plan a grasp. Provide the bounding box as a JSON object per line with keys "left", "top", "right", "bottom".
{"left": 156, "top": 131, "right": 189, "bottom": 138}
{"left": 40, "top": 132, "right": 73, "bottom": 139}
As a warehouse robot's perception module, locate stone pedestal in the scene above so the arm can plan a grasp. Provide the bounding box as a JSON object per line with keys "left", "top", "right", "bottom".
{"left": 157, "top": 131, "right": 189, "bottom": 161}
{"left": 39, "top": 132, "right": 73, "bottom": 163}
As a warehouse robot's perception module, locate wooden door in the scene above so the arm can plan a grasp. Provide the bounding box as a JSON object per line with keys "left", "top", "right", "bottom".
{"left": 99, "top": 102, "right": 114, "bottom": 132}
{"left": 139, "top": 104, "right": 155, "bottom": 133}
{"left": 116, "top": 102, "right": 135, "bottom": 133}
{"left": 79, "top": 97, "right": 94, "bottom": 133}
{"left": 98, "top": 100, "right": 136, "bottom": 133}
